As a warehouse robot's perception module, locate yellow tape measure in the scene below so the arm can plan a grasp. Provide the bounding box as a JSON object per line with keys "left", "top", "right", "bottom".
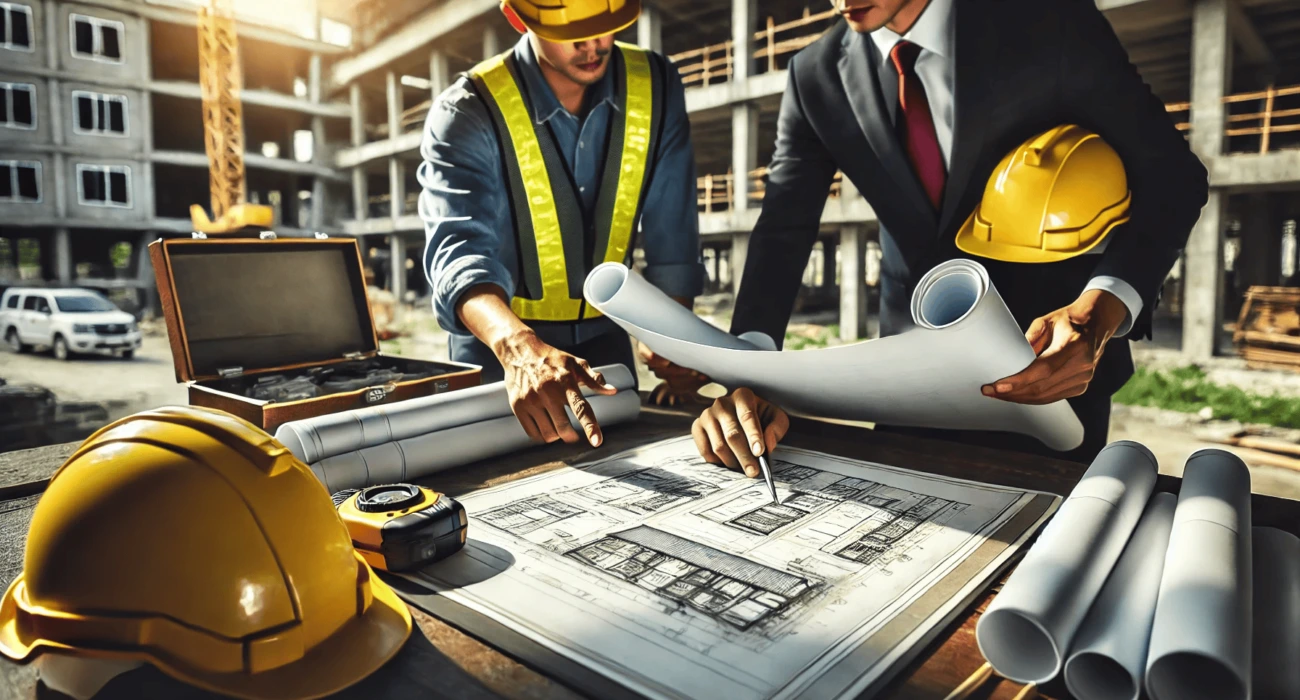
{"left": 333, "top": 484, "right": 468, "bottom": 573}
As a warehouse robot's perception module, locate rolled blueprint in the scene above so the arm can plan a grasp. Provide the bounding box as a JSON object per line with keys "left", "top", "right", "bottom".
{"left": 1146, "top": 449, "right": 1252, "bottom": 700}
{"left": 584, "top": 259, "right": 1084, "bottom": 451}
{"left": 975, "top": 441, "right": 1158, "bottom": 683}
{"left": 309, "top": 390, "right": 642, "bottom": 492}
{"left": 1063, "top": 492, "right": 1177, "bottom": 700}
{"left": 276, "top": 363, "right": 638, "bottom": 465}
{"left": 1251, "top": 527, "right": 1300, "bottom": 700}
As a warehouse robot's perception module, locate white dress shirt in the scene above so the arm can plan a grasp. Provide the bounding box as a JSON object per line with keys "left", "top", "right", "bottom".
{"left": 868, "top": 0, "right": 1143, "bottom": 336}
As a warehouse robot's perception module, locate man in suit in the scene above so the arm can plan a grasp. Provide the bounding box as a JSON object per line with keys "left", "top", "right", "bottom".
{"left": 691, "top": 0, "right": 1208, "bottom": 476}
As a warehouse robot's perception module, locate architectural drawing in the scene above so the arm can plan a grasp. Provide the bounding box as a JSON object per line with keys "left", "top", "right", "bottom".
{"left": 407, "top": 437, "right": 1060, "bottom": 700}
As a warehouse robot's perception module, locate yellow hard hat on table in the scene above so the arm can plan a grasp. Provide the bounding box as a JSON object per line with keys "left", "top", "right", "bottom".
{"left": 0, "top": 406, "right": 412, "bottom": 700}
{"left": 955, "top": 124, "right": 1131, "bottom": 264}
{"left": 501, "top": 0, "right": 642, "bottom": 43}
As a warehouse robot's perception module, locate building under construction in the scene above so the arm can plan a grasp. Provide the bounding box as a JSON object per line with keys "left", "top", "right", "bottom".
{"left": 2, "top": 0, "right": 1299, "bottom": 360}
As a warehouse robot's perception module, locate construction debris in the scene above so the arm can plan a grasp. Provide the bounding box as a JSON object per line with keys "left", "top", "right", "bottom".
{"left": 1234, "top": 286, "right": 1300, "bottom": 371}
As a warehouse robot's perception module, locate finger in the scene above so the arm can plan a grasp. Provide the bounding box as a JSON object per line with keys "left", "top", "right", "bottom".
{"left": 527, "top": 404, "right": 561, "bottom": 444}
{"left": 983, "top": 358, "right": 1056, "bottom": 397}
{"left": 700, "top": 412, "right": 741, "bottom": 471}
{"left": 566, "top": 387, "right": 604, "bottom": 447}
{"left": 1043, "top": 316, "right": 1078, "bottom": 356}
{"left": 764, "top": 408, "right": 791, "bottom": 454}
{"left": 716, "top": 407, "right": 760, "bottom": 478}
{"left": 992, "top": 353, "right": 1087, "bottom": 403}
{"left": 543, "top": 389, "right": 582, "bottom": 445}
{"left": 649, "top": 383, "right": 668, "bottom": 406}
{"left": 514, "top": 403, "right": 544, "bottom": 444}
{"left": 693, "top": 419, "right": 722, "bottom": 465}
{"left": 574, "top": 360, "right": 619, "bottom": 395}
{"left": 1025, "top": 317, "right": 1051, "bottom": 355}
{"left": 732, "top": 390, "right": 767, "bottom": 457}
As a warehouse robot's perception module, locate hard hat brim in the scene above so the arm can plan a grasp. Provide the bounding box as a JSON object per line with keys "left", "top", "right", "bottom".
{"left": 0, "top": 570, "right": 413, "bottom": 700}
{"left": 954, "top": 209, "right": 1130, "bottom": 264}
{"left": 511, "top": 0, "right": 642, "bottom": 44}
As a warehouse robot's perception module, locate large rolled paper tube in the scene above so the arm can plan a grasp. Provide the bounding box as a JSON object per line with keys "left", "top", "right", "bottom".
{"left": 976, "top": 440, "right": 1159, "bottom": 684}
{"left": 1063, "top": 491, "right": 1177, "bottom": 700}
{"left": 1251, "top": 527, "right": 1300, "bottom": 700}
{"left": 309, "top": 389, "right": 642, "bottom": 493}
{"left": 277, "top": 364, "right": 638, "bottom": 464}
{"left": 1145, "top": 448, "right": 1253, "bottom": 700}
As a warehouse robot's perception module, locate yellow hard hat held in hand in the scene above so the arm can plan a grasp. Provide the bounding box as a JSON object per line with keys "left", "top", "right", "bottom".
{"left": 955, "top": 124, "right": 1131, "bottom": 264}
{"left": 501, "top": 0, "right": 642, "bottom": 43}
{"left": 0, "top": 406, "right": 412, "bottom": 700}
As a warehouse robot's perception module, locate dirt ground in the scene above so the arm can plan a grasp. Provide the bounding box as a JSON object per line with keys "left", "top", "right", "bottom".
{"left": 2, "top": 308, "right": 1298, "bottom": 500}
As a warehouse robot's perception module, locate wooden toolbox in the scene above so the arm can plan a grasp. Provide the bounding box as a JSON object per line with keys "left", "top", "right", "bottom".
{"left": 149, "top": 236, "right": 481, "bottom": 434}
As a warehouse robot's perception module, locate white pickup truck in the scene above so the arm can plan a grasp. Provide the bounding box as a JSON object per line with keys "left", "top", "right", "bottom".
{"left": 0, "top": 287, "right": 142, "bottom": 360}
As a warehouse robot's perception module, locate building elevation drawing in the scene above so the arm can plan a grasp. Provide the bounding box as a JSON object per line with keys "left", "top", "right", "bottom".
{"left": 407, "top": 438, "right": 1060, "bottom": 700}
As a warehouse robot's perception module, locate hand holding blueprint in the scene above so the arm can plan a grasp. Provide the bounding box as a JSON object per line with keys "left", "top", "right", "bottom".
{"left": 584, "top": 259, "right": 1084, "bottom": 451}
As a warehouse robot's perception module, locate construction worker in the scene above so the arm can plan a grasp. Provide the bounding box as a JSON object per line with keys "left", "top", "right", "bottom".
{"left": 420, "top": 0, "right": 706, "bottom": 449}
{"left": 692, "top": 0, "right": 1208, "bottom": 473}
{"left": 0, "top": 406, "right": 412, "bottom": 699}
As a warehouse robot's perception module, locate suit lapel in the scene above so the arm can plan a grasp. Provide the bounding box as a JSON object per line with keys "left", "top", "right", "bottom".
{"left": 837, "top": 29, "right": 936, "bottom": 228}
{"left": 938, "top": 0, "right": 997, "bottom": 236}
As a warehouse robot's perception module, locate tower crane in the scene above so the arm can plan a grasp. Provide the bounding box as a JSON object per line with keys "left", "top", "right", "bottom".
{"left": 190, "top": 0, "right": 274, "bottom": 235}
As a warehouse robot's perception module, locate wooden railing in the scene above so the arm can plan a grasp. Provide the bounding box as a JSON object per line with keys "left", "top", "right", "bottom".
{"left": 697, "top": 167, "right": 843, "bottom": 212}
{"left": 1165, "top": 83, "right": 1300, "bottom": 153}
{"left": 668, "top": 8, "right": 840, "bottom": 87}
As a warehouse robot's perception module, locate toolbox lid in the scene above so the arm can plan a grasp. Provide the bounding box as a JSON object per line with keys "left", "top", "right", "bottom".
{"left": 150, "top": 237, "right": 380, "bottom": 383}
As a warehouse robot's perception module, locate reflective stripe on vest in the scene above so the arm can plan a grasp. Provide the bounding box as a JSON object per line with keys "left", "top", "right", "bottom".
{"left": 469, "top": 43, "right": 663, "bottom": 323}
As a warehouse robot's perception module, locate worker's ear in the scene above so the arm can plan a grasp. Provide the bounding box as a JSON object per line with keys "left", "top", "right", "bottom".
{"left": 500, "top": 3, "right": 529, "bottom": 34}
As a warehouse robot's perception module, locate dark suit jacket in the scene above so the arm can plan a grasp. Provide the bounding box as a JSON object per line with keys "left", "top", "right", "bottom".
{"left": 730, "top": 0, "right": 1209, "bottom": 401}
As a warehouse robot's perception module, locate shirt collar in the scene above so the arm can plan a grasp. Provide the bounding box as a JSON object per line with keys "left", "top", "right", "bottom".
{"left": 513, "top": 35, "right": 620, "bottom": 125}
{"left": 868, "top": 0, "right": 954, "bottom": 66}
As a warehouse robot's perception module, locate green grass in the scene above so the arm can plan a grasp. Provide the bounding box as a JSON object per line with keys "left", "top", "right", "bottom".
{"left": 783, "top": 324, "right": 840, "bottom": 350}
{"left": 1114, "top": 365, "right": 1300, "bottom": 429}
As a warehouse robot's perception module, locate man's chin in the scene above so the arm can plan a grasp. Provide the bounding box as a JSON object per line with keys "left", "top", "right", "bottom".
{"left": 843, "top": 7, "right": 888, "bottom": 32}
{"left": 567, "top": 65, "right": 608, "bottom": 86}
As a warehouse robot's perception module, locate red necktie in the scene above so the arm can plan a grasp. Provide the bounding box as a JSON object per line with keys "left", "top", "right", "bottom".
{"left": 890, "top": 41, "right": 946, "bottom": 209}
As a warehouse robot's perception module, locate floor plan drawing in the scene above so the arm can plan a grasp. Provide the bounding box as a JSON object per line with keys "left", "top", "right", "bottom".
{"left": 407, "top": 437, "right": 1060, "bottom": 700}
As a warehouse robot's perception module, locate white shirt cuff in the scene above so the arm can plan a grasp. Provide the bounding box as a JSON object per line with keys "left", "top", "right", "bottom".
{"left": 1085, "top": 276, "right": 1143, "bottom": 338}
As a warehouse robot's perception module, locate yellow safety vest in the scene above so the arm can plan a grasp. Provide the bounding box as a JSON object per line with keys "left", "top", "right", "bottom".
{"left": 469, "top": 42, "right": 665, "bottom": 322}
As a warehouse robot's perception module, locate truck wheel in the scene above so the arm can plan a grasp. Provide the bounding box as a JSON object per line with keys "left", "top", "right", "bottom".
{"left": 5, "top": 328, "right": 30, "bottom": 354}
{"left": 53, "top": 335, "right": 72, "bottom": 361}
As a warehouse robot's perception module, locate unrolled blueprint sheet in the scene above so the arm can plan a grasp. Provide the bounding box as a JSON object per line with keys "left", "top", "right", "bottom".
{"left": 405, "top": 436, "right": 1060, "bottom": 700}
{"left": 584, "top": 259, "right": 1084, "bottom": 451}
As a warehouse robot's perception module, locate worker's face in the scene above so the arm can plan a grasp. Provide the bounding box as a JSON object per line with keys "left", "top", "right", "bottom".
{"left": 835, "top": 0, "right": 926, "bottom": 33}
{"left": 533, "top": 34, "right": 616, "bottom": 86}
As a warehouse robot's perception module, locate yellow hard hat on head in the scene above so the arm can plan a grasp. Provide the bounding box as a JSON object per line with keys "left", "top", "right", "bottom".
{"left": 955, "top": 124, "right": 1131, "bottom": 264}
{"left": 502, "top": 0, "right": 641, "bottom": 43}
{"left": 0, "top": 406, "right": 411, "bottom": 700}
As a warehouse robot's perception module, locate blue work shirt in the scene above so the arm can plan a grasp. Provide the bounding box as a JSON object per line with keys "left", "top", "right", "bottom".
{"left": 418, "top": 35, "right": 704, "bottom": 348}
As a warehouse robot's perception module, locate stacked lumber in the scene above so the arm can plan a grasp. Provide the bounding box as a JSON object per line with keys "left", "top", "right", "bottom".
{"left": 1233, "top": 286, "right": 1300, "bottom": 371}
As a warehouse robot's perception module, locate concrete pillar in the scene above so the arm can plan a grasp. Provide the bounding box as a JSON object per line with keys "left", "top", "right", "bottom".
{"left": 1238, "top": 192, "right": 1278, "bottom": 288}
{"left": 730, "top": 232, "right": 749, "bottom": 293}
{"left": 731, "top": 0, "right": 757, "bottom": 82}
{"left": 309, "top": 53, "right": 326, "bottom": 230}
{"left": 53, "top": 228, "right": 72, "bottom": 284}
{"left": 839, "top": 225, "right": 867, "bottom": 342}
{"left": 732, "top": 103, "right": 759, "bottom": 212}
{"left": 429, "top": 50, "right": 450, "bottom": 98}
{"left": 1183, "top": 0, "right": 1232, "bottom": 359}
{"left": 386, "top": 72, "right": 404, "bottom": 219}
{"left": 389, "top": 234, "right": 406, "bottom": 302}
{"left": 483, "top": 26, "right": 500, "bottom": 59}
{"left": 821, "top": 239, "right": 835, "bottom": 288}
{"left": 637, "top": 3, "right": 663, "bottom": 53}
{"left": 1184, "top": 192, "right": 1227, "bottom": 359}
{"left": 350, "top": 83, "right": 368, "bottom": 221}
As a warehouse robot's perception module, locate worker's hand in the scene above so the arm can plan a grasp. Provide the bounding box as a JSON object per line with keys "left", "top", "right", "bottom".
{"left": 494, "top": 329, "right": 618, "bottom": 447}
{"left": 639, "top": 343, "right": 710, "bottom": 407}
{"left": 692, "top": 388, "right": 790, "bottom": 477}
{"left": 982, "top": 289, "right": 1130, "bottom": 405}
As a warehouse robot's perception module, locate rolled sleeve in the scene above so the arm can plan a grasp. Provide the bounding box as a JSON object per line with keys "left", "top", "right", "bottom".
{"left": 637, "top": 56, "right": 705, "bottom": 299}
{"left": 418, "top": 84, "right": 515, "bottom": 334}
{"left": 1085, "top": 275, "right": 1143, "bottom": 338}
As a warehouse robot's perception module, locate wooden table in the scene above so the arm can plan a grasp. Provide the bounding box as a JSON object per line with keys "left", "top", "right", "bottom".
{"left": 2, "top": 404, "right": 1297, "bottom": 700}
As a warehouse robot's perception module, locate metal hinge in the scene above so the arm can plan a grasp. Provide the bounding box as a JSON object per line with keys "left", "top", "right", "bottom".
{"left": 191, "top": 232, "right": 208, "bottom": 239}
{"left": 314, "top": 232, "right": 329, "bottom": 239}
{"left": 343, "top": 352, "right": 365, "bottom": 360}
{"left": 259, "top": 231, "right": 277, "bottom": 240}
{"left": 217, "top": 367, "right": 243, "bottom": 378}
